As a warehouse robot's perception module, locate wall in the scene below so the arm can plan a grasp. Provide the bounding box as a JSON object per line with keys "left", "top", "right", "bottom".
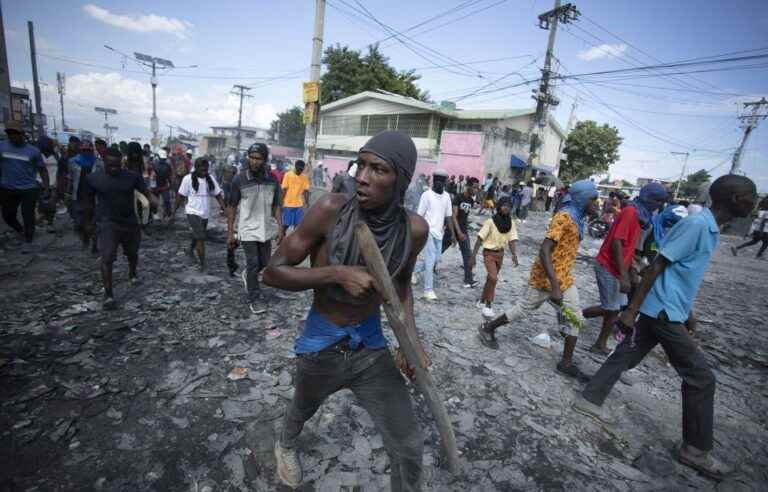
{"left": 321, "top": 154, "right": 438, "bottom": 183}
{"left": 437, "top": 131, "right": 484, "bottom": 180}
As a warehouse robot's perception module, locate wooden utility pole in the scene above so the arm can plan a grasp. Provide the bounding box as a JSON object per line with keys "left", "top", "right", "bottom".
{"left": 671, "top": 151, "right": 690, "bottom": 200}
{"left": 56, "top": 72, "right": 66, "bottom": 131}
{"left": 28, "top": 21, "right": 44, "bottom": 136}
{"left": 302, "top": 0, "right": 326, "bottom": 168}
{"left": 232, "top": 84, "right": 252, "bottom": 162}
{"left": 527, "top": 1, "right": 579, "bottom": 177}
{"left": 731, "top": 97, "right": 767, "bottom": 174}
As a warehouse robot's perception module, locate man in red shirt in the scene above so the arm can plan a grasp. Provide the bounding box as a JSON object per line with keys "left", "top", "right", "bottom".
{"left": 583, "top": 183, "right": 668, "bottom": 354}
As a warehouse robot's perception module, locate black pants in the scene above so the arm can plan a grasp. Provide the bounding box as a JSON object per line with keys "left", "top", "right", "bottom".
{"left": 281, "top": 348, "right": 422, "bottom": 491}
{"left": 458, "top": 234, "right": 474, "bottom": 284}
{"left": 583, "top": 312, "right": 715, "bottom": 451}
{"left": 98, "top": 222, "right": 141, "bottom": 264}
{"left": 736, "top": 232, "right": 768, "bottom": 257}
{"left": 0, "top": 188, "right": 39, "bottom": 242}
{"left": 242, "top": 240, "right": 271, "bottom": 299}
{"left": 517, "top": 204, "right": 529, "bottom": 220}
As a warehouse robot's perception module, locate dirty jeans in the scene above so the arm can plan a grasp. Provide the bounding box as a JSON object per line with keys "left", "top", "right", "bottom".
{"left": 583, "top": 312, "right": 715, "bottom": 450}
{"left": 458, "top": 234, "right": 474, "bottom": 284}
{"left": 281, "top": 348, "right": 423, "bottom": 491}
{"left": 506, "top": 285, "right": 584, "bottom": 337}
{"left": 413, "top": 235, "right": 442, "bottom": 292}
{"left": 242, "top": 240, "right": 271, "bottom": 299}
{"left": 481, "top": 249, "right": 504, "bottom": 303}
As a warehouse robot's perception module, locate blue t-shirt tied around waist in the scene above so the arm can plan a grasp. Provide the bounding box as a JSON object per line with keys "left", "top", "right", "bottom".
{"left": 295, "top": 308, "right": 387, "bottom": 354}
{"left": 0, "top": 141, "right": 43, "bottom": 190}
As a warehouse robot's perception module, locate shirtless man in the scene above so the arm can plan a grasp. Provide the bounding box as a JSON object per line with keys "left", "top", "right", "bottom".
{"left": 263, "top": 130, "right": 429, "bottom": 491}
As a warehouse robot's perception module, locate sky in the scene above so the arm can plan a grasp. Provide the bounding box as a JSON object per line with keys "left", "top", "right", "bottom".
{"left": 4, "top": 0, "right": 768, "bottom": 190}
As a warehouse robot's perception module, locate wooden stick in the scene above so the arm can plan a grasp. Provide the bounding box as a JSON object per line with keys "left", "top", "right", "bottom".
{"left": 354, "top": 223, "right": 460, "bottom": 474}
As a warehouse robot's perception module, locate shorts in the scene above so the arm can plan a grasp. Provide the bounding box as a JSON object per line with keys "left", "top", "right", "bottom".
{"left": 509, "top": 285, "right": 585, "bottom": 337}
{"left": 283, "top": 206, "right": 304, "bottom": 227}
{"left": 187, "top": 214, "right": 208, "bottom": 240}
{"left": 595, "top": 261, "right": 627, "bottom": 311}
{"left": 99, "top": 222, "right": 141, "bottom": 264}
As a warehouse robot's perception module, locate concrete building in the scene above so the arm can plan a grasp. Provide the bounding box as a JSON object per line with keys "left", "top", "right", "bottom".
{"left": 10, "top": 87, "right": 32, "bottom": 133}
{"left": 316, "top": 90, "right": 565, "bottom": 180}
{"left": 198, "top": 125, "right": 270, "bottom": 159}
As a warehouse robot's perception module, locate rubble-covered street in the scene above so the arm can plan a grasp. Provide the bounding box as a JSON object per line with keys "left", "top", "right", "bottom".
{"left": 1, "top": 207, "right": 767, "bottom": 492}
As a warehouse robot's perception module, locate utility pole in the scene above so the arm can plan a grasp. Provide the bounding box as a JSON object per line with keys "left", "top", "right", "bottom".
{"left": 554, "top": 96, "right": 578, "bottom": 177}
{"left": 231, "top": 84, "right": 252, "bottom": 161}
{"left": 303, "top": 0, "right": 326, "bottom": 168}
{"left": 27, "top": 21, "right": 44, "bottom": 137}
{"left": 731, "top": 97, "right": 768, "bottom": 174}
{"left": 166, "top": 124, "right": 174, "bottom": 141}
{"left": 671, "top": 151, "right": 690, "bottom": 200}
{"left": 95, "top": 106, "right": 117, "bottom": 144}
{"left": 527, "top": 1, "right": 579, "bottom": 177}
{"left": 56, "top": 72, "right": 66, "bottom": 131}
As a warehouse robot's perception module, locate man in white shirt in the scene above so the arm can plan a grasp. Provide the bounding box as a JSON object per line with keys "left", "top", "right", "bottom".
{"left": 412, "top": 169, "right": 456, "bottom": 300}
{"left": 171, "top": 157, "right": 226, "bottom": 272}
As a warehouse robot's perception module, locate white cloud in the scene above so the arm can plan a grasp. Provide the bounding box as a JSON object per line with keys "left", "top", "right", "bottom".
{"left": 577, "top": 43, "right": 627, "bottom": 62}
{"left": 16, "top": 72, "right": 276, "bottom": 142}
{"left": 82, "top": 4, "right": 193, "bottom": 39}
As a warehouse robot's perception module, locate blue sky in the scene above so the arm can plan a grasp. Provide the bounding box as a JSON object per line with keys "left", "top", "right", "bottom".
{"left": 4, "top": 0, "right": 768, "bottom": 190}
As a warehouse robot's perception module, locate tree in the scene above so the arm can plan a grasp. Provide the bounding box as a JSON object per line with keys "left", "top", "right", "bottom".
{"left": 678, "top": 169, "right": 711, "bottom": 198}
{"left": 270, "top": 106, "right": 305, "bottom": 148}
{"left": 320, "top": 44, "right": 428, "bottom": 105}
{"left": 560, "top": 120, "right": 623, "bottom": 182}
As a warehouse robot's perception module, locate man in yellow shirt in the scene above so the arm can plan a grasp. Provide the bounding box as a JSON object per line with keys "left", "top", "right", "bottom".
{"left": 281, "top": 160, "right": 310, "bottom": 234}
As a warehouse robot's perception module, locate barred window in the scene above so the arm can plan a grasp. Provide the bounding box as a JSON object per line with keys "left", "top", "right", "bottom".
{"left": 321, "top": 115, "right": 364, "bottom": 136}
{"left": 321, "top": 113, "right": 432, "bottom": 138}
{"left": 397, "top": 114, "right": 431, "bottom": 138}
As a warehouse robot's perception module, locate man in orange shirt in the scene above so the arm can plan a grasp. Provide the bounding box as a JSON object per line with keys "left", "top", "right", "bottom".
{"left": 281, "top": 160, "right": 310, "bottom": 234}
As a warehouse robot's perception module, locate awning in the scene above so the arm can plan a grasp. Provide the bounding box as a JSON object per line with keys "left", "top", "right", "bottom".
{"left": 510, "top": 154, "right": 527, "bottom": 169}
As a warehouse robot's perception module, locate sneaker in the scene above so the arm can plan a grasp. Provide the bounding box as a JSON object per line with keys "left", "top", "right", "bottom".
{"left": 730, "top": 246, "right": 738, "bottom": 257}
{"left": 572, "top": 394, "right": 615, "bottom": 425}
{"left": 411, "top": 273, "right": 420, "bottom": 285}
{"left": 423, "top": 290, "right": 438, "bottom": 301}
{"left": 463, "top": 281, "right": 478, "bottom": 288}
{"left": 102, "top": 296, "right": 117, "bottom": 311}
{"left": 482, "top": 306, "right": 495, "bottom": 319}
{"left": 275, "top": 440, "right": 302, "bottom": 488}
{"left": 677, "top": 443, "right": 733, "bottom": 481}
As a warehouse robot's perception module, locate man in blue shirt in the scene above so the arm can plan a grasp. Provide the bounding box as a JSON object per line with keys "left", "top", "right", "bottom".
{"left": 0, "top": 120, "right": 49, "bottom": 249}
{"left": 573, "top": 174, "right": 757, "bottom": 481}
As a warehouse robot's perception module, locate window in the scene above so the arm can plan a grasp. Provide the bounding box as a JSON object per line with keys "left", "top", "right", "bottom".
{"left": 395, "top": 114, "right": 431, "bottom": 138}
{"left": 321, "top": 113, "right": 433, "bottom": 138}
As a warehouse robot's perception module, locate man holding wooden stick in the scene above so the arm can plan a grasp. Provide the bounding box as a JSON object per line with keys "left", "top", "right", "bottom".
{"left": 263, "top": 130, "right": 429, "bottom": 490}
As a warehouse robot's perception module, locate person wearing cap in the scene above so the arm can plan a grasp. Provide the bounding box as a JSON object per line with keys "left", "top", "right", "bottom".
{"left": 83, "top": 147, "right": 158, "bottom": 310}
{"left": 227, "top": 143, "right": 283, "bottom": 312}
{"left": 0, "top": 120, "right": 49, "bottom": 249}
{"left": 67, "top": 139, "right": 104, "bottom": 252}
{"left": 94, "top": 138, "right": 108, "bottom": 161}
{"left": 412, "top": 169, "right": 456, "bottom": 300}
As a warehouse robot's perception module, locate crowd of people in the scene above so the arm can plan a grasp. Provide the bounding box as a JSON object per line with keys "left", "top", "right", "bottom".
{"left": 1, "top": 122, "right": 765, "bottom": 489}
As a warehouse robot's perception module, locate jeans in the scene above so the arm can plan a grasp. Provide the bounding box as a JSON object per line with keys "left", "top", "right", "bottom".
{"left": 458, "top": 234, "right": 474, "bottom": 284}
{"left": 242, "top": 240, "right": 271, "bottom": 299}
{"left": 0, "top": 187, "right": 40, "bottom": 242}
{"left": 583, "top": 312, "right": 715, "bottom": 451}
{"left": 281, "top": 348, "right": 422, "bottom": 491}
{"left": 413, "top": 235, "right": 442, "bottom": 292}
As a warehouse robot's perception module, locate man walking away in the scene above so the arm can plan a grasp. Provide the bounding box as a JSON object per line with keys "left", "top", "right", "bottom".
{"left": 0, "top": 121, "right": 49, "bottom": 251}
{"left": 281, "top": 160, "right": 310, "bottom": 234}
{"left": 152, "top": 149, "right": 173, "bottom": 220}
{"left": 37, "top": 136, "right": 58, "bottom": 232}
{"left": 227, "top": 144, "right": 283, "bottom": 313}
{"left": 582, "top": 183, "right": 668, "bottom": 355}
{"left": 412, "top": 169, "right": 456, "bottom": 301}
{"left": 454, "top": 177, "right": 479, "bottom": 288}
{"left": 573, "top": 175, "right": 757, "bottom": 481}
{"left": 517, "top": 180, "right": 534, "bottom": 222}
{"left": 83, "top": 147, "right": 158, "bottom": 310}
{"left": 478, "top": 180, "right": 599, "bottom": 382}
{"left": 471, "top": 196, "right": 518, "bottom": 319}
{"left": 172, "top": 157, "right": 226, "bottom": 272}
{"left": 263, "top": 130, "right": 428, "bottom": 491}
{"left": 731, "top": 199, "right": 768, "bottom": 258}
